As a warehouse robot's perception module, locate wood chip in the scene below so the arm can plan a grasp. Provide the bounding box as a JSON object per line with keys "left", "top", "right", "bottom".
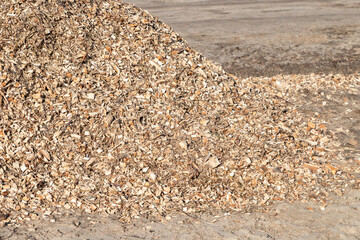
{"left": 0, "top": 0, "right": 357, "bottom": 224}
{"left": 208, "top": 156, "right": 221, "bottom": 169}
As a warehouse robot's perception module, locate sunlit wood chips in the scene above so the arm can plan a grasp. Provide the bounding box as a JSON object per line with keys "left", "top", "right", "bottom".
{"left": 0, "top": 0, "right": 359, "bottom": 224}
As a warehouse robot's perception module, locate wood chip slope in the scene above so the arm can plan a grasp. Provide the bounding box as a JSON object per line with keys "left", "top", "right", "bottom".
{"left": 0, "top": 0, "right": 354, "bottom": 223}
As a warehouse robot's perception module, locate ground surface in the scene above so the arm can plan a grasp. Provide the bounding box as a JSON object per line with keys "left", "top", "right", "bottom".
{"left": 2, "top": 189, "right": 360, "bottom": 239}
{"left": 1, "top": 0, "right": 360, "bottom": 239}
{"left": 127, "top": 0, "right": 360, "bottom": 78}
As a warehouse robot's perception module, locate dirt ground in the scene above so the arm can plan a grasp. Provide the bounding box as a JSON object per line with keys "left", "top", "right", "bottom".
{"left": 2, "top": 189, "right": 360, "bottom": 239}
{"left": 127, "top": 0, "right": 360, "bottom": 78}
{"left": 1, "top": 0, "right": 360, "bottom": 239}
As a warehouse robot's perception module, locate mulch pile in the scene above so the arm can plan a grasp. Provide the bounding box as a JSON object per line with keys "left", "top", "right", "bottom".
{"left": 0, "top": 0, "right": 358, "bottom": 223}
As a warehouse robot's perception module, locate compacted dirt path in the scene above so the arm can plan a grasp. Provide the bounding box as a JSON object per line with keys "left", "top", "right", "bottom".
{"left": 1, "top": 0, "right": 360, "bottom": 239}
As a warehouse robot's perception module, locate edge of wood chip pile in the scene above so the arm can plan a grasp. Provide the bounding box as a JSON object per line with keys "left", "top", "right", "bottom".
{"left": 0, "top": 0, "right": 359, "bottom": 223}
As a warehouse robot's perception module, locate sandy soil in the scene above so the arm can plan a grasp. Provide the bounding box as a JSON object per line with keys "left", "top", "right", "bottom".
{"left": 1, "top": 0, "right": 360, "bottom": 239}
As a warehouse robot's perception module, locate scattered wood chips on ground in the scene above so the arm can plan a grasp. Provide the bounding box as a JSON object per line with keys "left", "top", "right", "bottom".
{"left": 0, "top": 0, "right": 359, "bottom": 224}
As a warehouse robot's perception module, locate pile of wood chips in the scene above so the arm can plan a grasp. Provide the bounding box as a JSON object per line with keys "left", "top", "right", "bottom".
{"left": 0, "top": 0, "right": 358, "bottom": 223}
